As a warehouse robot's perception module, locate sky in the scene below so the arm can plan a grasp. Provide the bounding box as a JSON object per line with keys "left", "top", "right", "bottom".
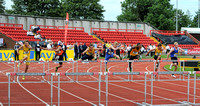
{"left": 5, "top": 0, "right": 199, "bottom": 21}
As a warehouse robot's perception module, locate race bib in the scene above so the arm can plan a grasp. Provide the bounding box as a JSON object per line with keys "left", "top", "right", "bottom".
{"left": 174, "top": 53, "right": 178, "bottom": 57}
{"left": 24, "top": 51, "right": 29, "bottom": 54}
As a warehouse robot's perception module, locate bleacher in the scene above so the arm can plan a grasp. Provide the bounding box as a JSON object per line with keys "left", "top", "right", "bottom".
{"left": 0, "top": 23, "right": 100, "bottom": 45}
{"left": 36, "top": 25, "right": 99, "bottom": 45}
{"left": 151, "top": 30, "right": 200, "bottom": 49}
{"left": 0, "top": 23, "right": 40, "bottom": 41}
{"left": 92, "top": 28, "right": 157, "bottom": 47}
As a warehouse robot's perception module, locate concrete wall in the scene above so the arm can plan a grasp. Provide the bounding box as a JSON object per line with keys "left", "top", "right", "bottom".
{"left": 0, "top": 14, "right": 156, "bottom": 36}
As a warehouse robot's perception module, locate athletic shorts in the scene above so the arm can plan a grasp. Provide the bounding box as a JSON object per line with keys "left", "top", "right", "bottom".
{"left": 105, "top": 54, "right": 114, "bottom": 61}
{"left": 55, "top": 55, "right": 63, "bottom": 65}
{"left": 154, "top": 55, "right": 161, "bottom": 60}
{"left": 23, "top": 54, "right": 30, "bottom": 65}
{"left": 171, "top": 57, "right": 178, "bottom": 64}
{"left": 129, "top": 55, "right": 138, "bottom": 60}
{"left": 81, "top": 54, "right": 93, "bottom": 60}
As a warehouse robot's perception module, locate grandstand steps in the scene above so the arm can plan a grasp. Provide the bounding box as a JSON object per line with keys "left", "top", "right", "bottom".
{"left": 92, "top": 35, "right": 104, "bottom": 44}
{"left": 150, "top": 37, "right": 159, "bottom": 44}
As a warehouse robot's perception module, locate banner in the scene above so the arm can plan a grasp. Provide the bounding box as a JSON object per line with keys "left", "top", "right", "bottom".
{"left": 187, "top": 48, "right": 200, "bottom": 55}
{"left": 0, "top": 50, "right": 74, "bottom": 61}
{"left": 180, "top": 58, "right": 200, "bottom": 68}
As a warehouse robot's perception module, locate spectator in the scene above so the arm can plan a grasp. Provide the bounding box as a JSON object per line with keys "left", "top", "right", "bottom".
{"left": 94, "top": 42, "right": 97, "bottom": 48}
{"left": 166, "top": 44, "right": 170, "bottom": 54}
{"left": 34, "top": 33, "right": 42, "bottom": 41}
{"left": 27, "top": 29, "right": 34, "bottom": 36}
{"left": 47, "top": 41, "right": 53, "bottom": 49}
{"left": 62, "top": 42, "right": 67, "bottom": 61}
{"left": 47, "top": 38, "right": 52, "bottom": 43}
{"left": 78, "top": 42, "right": 84, "bottom": 59}
{"left": 41, "top": 42, "right": 47, "bottom": 49}
{"left": 148, "top": 44, "right": 153, "bottom": 56}
{"left": 127, "top": 44, "right": 132, "bottom": 58}
{"left": 58, "top": 40, "right": 63, "bottom": 46}
{"left": 31, "top": 25, "right": 40, "bottom": 34}
{"left": 14, "top": 42, "right": 20, "bottom": 61}
{"left": 82, "top": 43, "right": 87, "bottom": 52}
{"left": 35, "top": 41, "right": 41, "bottom": 61}
{"left": 74, "top": 42, "right": 79, "bottom": 60}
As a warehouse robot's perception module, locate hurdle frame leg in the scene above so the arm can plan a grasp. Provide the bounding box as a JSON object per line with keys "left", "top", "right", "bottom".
{"left": 7, "top": 73, "right": 11, "bottom": 106}
{"left": 57, "top": 73, "right": 60, "bottom": 106}
{"left": 51, "top": 73, "right": 53, "bottom": 106}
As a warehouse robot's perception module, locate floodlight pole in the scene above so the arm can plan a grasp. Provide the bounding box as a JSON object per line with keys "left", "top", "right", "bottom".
{"left": 198, "top": 0, "right": 200, "bottom": 28}
{"left": 65, "top": 13, "right": 69, "bottom": 45}
{"left": 176, "top": 0, "right": 178, "bottom": 31}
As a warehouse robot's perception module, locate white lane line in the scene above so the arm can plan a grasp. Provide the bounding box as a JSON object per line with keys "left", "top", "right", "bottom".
{"left": 17, "top": 76, "right": 50, "bottom": 106}
{"left": 40, "top": 65, "right": 96, "bottom": 105}
{"left": 0, "top": 102, "right": 3, "bottom": 106}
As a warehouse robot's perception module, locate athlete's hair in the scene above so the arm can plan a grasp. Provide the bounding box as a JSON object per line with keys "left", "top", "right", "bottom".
{"left": 114, "top": 42, "right": 118, "bottom": 45}
{"left": 136, "top": 43, "right": 141, "bottom": 46}
{"left": 24, "top": 40, "right": 29, "bottom": 43}
{"left": 158, "top": 43, "right": 162, "bottom": 47}
{"left": 89, "top": 43, "right": 94, "bottom": 47}
{"left": 174, "top": 42, "right": 178, "bottom": 45}
{"left": 54, "top": 43, "right": 58, "bottom": 47}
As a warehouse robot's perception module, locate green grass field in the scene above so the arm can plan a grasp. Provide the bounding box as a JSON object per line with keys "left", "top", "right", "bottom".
{"left": 164, "top": 64, "right": 200, "bottom": 77}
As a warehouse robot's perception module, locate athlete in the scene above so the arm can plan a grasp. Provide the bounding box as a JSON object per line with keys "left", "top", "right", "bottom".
{"left": 17, "top": 40, "right": 32, "bottom": 80}
{"left": 79, "top": 43, "right": 100, "bottom": 61}
{"left": 167, "top": 42, "right": 185, "bottom": 78}
{"left": 45, "top": 43, "right": 64, "bottom": 72}
{"left": 146, "top": 43, "right": 163, "bottom": 74}
{"left": 128, "top": 43, "right": 142, "bottom": 72}
{"left": 105, "top": 42, "right": 124, "bottom": 72}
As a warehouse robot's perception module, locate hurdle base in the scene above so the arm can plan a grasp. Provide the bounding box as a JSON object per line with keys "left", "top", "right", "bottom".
{"left": 138, "top": 102, "right": 189, "bottom": 106}
{"left": 92, "top": 104, "right": 104, "bottom": 106}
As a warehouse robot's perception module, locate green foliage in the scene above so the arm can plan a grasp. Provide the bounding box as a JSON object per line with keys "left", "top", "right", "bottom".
{"left": 191, "top": 10, "right": 200, "bottom": 27}
{"left": 7, "top": 0, "right": 61, "bottom": 17}
{"left": 176, "top": 9, "right": 192, "bottom": 30}
{"left": 61, "top": 0, "right": 105, "bottom": 20}
{"left": 6, "top": 0, "right": 105, "bottom": 20}
{"left": 117, "top": 0, "right": 192, "bottom": 30}
{"left": 0, "top": 0, "right": 5, "bottom": 13}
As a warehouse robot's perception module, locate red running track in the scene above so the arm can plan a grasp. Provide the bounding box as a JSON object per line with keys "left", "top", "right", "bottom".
{"left": 0, "top": 59, "right": 200, "bottom": 106}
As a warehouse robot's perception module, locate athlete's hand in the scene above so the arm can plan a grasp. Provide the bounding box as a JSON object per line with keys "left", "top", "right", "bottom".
{"left": 166, "top": 58, "right": 168, "bottom": 60}
{"left": 145, "top": 54, "right": 148, "bottom": 56}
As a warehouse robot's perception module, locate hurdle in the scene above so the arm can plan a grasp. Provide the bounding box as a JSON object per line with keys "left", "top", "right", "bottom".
{"left": 145, "top": 71, "right": 191, "bottom": 106}
{"left": 6, "top": 72, "right": 54, "bottom": 106}
{"left": 104, "top": 72, "right": 148, "bottom": 106}
{"left": 56, "top": 72, "right": 103, "bottom": 106}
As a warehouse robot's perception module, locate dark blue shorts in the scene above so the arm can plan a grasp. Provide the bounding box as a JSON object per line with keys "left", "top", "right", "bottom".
{"left": 81, "top": 54, "right": 93, "bottom": 60}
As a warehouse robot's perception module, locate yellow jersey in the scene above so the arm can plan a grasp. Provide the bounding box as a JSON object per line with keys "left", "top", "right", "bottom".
{"left": 23, "top": 45, "right": 31, "bottom": 55}
{"left": 130, "top": 47, "right": 141, "bottom": 56}
{"left": 155, "top": 47, "right": 162, "bottom": 56}
{"left": 86, "top": 48, "right": 95, "bottom": 56}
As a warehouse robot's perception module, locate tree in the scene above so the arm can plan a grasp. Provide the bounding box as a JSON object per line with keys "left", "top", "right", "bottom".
{"left": 6, "top": 0, "right": 62, "bottom": 17}
{"left": 0, "top": 0, "right": 5, "bottom": 13}
{"left": 191, "top": 10, "right": 200, "bottom": 27}
{"left": 117, "top": 0, "right": 181, "bottom": 30}
{"left": 117, "top": 0, "right": 154, "bottom": 22}
{"left": 61, "top": 0, "right": 105, "bottom": 20}
{"left": 176, "top": 9, "right": 192, "bottom": 30}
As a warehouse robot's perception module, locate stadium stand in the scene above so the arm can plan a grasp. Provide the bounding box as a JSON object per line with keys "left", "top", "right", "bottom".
{"left": 91, "top": 28, "right": 157, "bottom": 47}
{"left": 34, "top": 25, "right": 100, "bottom": 45}
{"left": 151, "top": 30, "right": 200, "bottom": 49}
{"left": 0, "top": 23, "right": 100, "bottom": 45}
{"left": 0, "top": 23, "right": 40, "bottom": 41}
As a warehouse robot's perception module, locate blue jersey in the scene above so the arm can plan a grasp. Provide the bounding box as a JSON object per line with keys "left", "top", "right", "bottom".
{"left": 106, "top": 48, "right": 114, "bottom": 55}
{"left": 170, "top": 47, "right": 179, "bottom": 57}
